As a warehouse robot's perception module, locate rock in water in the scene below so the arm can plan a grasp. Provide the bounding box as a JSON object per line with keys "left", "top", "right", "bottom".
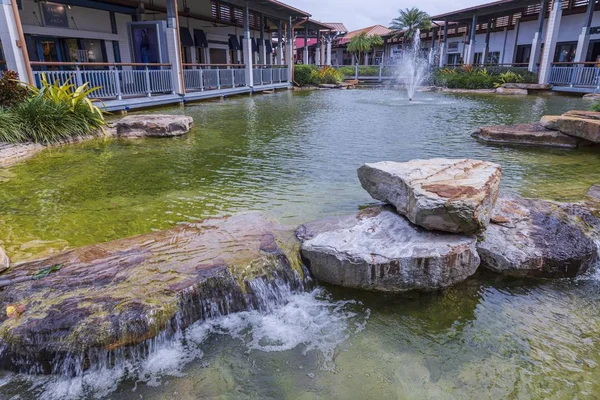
{"left": 552, "top": 111, "right": 600, "bottom": 143}
{"left": 477, "top": 196, "right": 598, "bottom": 278}
{"left": 358, "top": 159, "right": 502, "bottom": 233}
{"left": 297, "top": 206, "right": 480, "bottom": 292}
{"left": 0, "top": 214, "right": 304, "bottom": 374}
{"left": 115, "top": 114, "right": 193, "bottom": 137}
{"left": 473, "top": 123, "right": 581, "bottom": 148}
{"left": 0, "top": 248, "right": 9, "bottom": 273}
{"left": 586, "top": 184, "right": 600, "bottom": 203}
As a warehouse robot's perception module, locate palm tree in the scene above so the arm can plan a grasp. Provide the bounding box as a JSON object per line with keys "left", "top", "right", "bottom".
{"left": 347, "top": 33, "right": 384, "bottom": 65}
{"left": 389, "top": 7, "right": 432, "bottom": 45}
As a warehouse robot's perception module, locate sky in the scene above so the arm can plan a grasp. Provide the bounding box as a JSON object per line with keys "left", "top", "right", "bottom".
{"left": 284, "top": 0, "right": 485, "bottom": 31}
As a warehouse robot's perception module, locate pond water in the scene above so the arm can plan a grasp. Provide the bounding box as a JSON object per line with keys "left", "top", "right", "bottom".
{"left": 1, "top": 89, "right": 600, "bottom": 399}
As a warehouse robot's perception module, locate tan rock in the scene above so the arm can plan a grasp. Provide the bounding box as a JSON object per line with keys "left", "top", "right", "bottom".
{"left": 473, "top": 123, "right": 580, "bottom": 148}
{"left": 554, "top": 115, "right": 600, "bottom": 143}
{"left": 115, "top": 114, "right": 193, "bottom": 138}
{"left": 0, "top": 248, "right": 9, "bottom": 273}
{"left": 495, "top": 87, "right": 528, "bottom": 95}
{"left": 563, "top": 110, "right": 600, "bottom": 121}
{"left": 358, "top": 159, "right": 502, "bottom": 233}
{"left": 539, "top": 115, "right": 560, "bottom": 130}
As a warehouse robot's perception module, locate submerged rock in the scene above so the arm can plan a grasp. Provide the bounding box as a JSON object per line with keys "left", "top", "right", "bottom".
{"left": 477, "top": 196, "right": 598, "bottom": 278}
{"left": 115, "top": 114, "right": 193, "bottom": 138}
{"left": 0, "top": 249, "right": 8, "bottom": 273}
{"left": 0, "top": 213, "right": 304, "bottom": 374}
{"left": 473, "top": 123, "right": 581, "bottom": 148}
{"left": 495, "top": 87, "right": 528, "bottom": 96}
{"left": 586, "top": 184, "right": 600, "bottom": 203}
{"left": 297, "top": 206, "right": 480, "bottom": 292}
{"left": 358, "top": 159, "right": 501, "bottom": 233}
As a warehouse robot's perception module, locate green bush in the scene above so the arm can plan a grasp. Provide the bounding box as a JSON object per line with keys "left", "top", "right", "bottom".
{"left": 0, "top": 108, "right": 26, "bottom": 143}
{"left": 434, "top": 72, "right": 498, "bottom": 89}
{"left": 337, "top": 66, "right": 355, "bottom": 77}
{"left": 591, "top": 101, "right": 600, "bottom": 112}
{"left": 294, "top": 65, "right": 318, "bottom": 86}
{"left": 336, "top": 66, "right": 379, "bottom": 77}
{"left": 0, "top": 70, "right": 29, "bottom": 108}
{"left": 433, "top": 66, "right": 537, "bottom": 89}
{"left": 13, "top": 95, "right": 102, "bottom": 144}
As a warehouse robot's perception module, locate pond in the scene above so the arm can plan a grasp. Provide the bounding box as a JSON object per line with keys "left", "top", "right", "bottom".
{"left": 1, "top": 89, "right": 600, "bottom": 399}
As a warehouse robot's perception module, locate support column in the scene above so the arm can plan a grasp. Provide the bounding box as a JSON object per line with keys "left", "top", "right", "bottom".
{"left": 286, "top": 16, "right": 293, "bottom": 79}
{"left": 165, "top": 0, "right": 184, "bottom": 94}
{"left": 575, "top": 0, "right": 597, "bottom": 62}
{"left": 501, "top": 26, "right": 509, "bottom": 64}
{"left": 364, "top": 51, "right": 369, "bottom": 66}
{"left": 277, "top": 20, "right": 284, "bottom": 65}
{"left": 315, "top": 33, "right": 321, "bottom": 65}
{"left": 483, "top": 19, "right": 492, "bottom": 65}
{"left": 512, "top": 17, "right": 521, "bottom": 64}
{"left": 303, "top": 25, "right": 309, "bottom": 64}
{"left": 243, "top": 1, "right": 253, "bottom": 87}
{"left": 0, "top": 0, "right": 33, "bottom": 83}
{"left": 320, "top": 36, "right": 325, "bottom": 66}
{"left": 538, "top": 0, "right": 562, "bottom": 84}
{"left": 431, "top": 27, "right": 437, "bottom": 65}
{"left": 260, "top": 14, "right": 267, "bottom": 65}
{"left": 465, "top": 14, "right": 478, "bottom": 65}
{"left": 326, "top": 38, "right": 332, "bottom": 65}
{"left": 530, "top": 0, "right": 547, "bottom": 71}
{"left": 440, "top": 19, "right": 449, "bottom": 67}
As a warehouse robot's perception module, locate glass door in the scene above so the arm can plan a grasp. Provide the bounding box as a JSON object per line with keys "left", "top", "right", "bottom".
{"left": 34, "top": 37, "right": 64, "bottom": 69}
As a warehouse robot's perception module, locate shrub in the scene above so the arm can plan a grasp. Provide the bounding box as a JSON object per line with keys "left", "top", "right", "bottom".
{"left": 337, "top": 66, "right": 356, "bottom": 77}
{"left": 13, "top": 95, "right": 102, "bottom": 144}
{"left": 591, "top": 101, "right": 600, "bottom": 112}
{"left": 0, "top": 107, "right": 26, "bottom": 143}
{"left": 294, "top": 64, "right": 318, "bottom": 86}
{"left": 316, "top": 66, "right": 343, "bottom": 84}
{"left": 0, "top": 70, "right": 29, "bottom": 108}
{"left": 494, "top": 71, "right": 525, "bottom": 87}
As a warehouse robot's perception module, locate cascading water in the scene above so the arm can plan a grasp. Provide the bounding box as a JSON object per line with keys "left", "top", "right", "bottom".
{"left": 0, "top": 271, "right": 368, "bottom": 400}
{"left": 392, "top": 28, "right": 431, "bottom": 101}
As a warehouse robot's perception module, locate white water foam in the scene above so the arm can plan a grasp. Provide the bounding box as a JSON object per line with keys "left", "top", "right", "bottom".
{"left": 4, "top": 287, "right": 368, "bottom": 399}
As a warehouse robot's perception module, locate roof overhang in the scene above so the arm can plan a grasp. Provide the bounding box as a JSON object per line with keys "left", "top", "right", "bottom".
{"left": 431, "top": 0, "right": 542, "bottom": 23}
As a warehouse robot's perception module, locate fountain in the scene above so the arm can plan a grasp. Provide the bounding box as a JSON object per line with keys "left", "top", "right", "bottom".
{"left": 392, "top": 28, "right": 431, "bottom": 101}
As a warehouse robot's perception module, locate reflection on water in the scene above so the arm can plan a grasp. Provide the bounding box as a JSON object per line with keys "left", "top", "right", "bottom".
{"left": 0, "top": 89, "right": 596, "bottom": 262}
{"left": 1, "top": 90, "right": 600, "bottom": 399}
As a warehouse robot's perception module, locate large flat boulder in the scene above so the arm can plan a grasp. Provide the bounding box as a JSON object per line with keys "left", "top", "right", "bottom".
{"left": 358, "top": 159, "right": 502, "bottom": 233}
{"left": 473, "top": 123, "right": 581, "bottom": 148}
{"left": 297, "top": 206, "right": 480, "bottom": 292}
{"left": 115, "top": 114, "right": 193, "bottom": 138}
{"left": 552, "top": 113, "right": 600, "bottom": 143}
{"left": 477, "top": 196, "right": 598, "bottom": 278}
{"left": 495, "top": 87, "right": 528, "bottom": 96}
{"left": 0, "top": 213, "right": 304, "bottom": 374}
{"left": 501, "top": 83, "right": 551, "bottom": 91}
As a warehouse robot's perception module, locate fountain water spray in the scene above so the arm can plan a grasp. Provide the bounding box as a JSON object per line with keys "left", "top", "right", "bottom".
{"left": 392, "top": 28, "right": 431, "bottom": 101}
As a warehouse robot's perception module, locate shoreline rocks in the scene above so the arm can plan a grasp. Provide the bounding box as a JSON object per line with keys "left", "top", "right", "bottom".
{"left": 476, "top": 110, "right": 600, "bottom": 149}
{"left": 358, "top": 159, "right": 502, "bottom": 233}
{"left": 472, "top": 123, "right": 582, "bottom": 148}
{"left": 0, "top": 213, "right": 304, "bottom": 374}
{"left": 477, "top": 196, "right": 599, "bottom": 278}
{"left": 297, "top": 206, "right": 480, "bottom": 292}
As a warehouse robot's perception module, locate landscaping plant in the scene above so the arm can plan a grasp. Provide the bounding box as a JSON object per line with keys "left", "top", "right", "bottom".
{"left": 0, "top": 71, "right": 29, "bottom": 108}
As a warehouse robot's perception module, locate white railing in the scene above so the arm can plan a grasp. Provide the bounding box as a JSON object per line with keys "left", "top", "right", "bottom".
{"left": 183, "top": 64, "right": 246, "bottom": 91}
{"left": 252, "top": 65, "right": 288, "bottom": 86}
{"left": 30, "top": 62, "right": 174, "bottom": 100}
{"left": 184, "top": 64, "right": 288, "bottom": 92}
{"left": 549, "top": 63, "right": 600, "bottom": 88}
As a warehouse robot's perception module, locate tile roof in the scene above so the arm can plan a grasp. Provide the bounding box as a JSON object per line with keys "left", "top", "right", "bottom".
{"left": 322, "top": 22, "right": 348, "bottom": 33}
{"left": 336, "top": 25, "right": 393, "bottom": 45}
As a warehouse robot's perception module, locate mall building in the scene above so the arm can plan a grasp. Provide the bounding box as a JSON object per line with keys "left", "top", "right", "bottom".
{"left": 384, "top": 0, "right": 600, "bottom": 90}
{"left": 0, "top": 0, "right": 329, "bottom": 109}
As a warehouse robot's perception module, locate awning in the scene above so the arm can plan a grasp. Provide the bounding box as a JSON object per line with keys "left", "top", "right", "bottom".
{"left": 228, "top": 35, "right": 240, "bottom": 50}
{"left": 179, "top": 27, "right": 194, "bottom": 47}
{"left": 193, "top": 29, "right": 208, "bottom": 48}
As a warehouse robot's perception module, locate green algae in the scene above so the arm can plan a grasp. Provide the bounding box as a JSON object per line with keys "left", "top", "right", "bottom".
{"left": 0, "top": 91, "right": 597, "bottom": 265}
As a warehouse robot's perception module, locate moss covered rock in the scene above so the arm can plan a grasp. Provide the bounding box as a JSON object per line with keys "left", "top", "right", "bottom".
{"left": 0, "top": 213, "right": 303, "bottom": 374}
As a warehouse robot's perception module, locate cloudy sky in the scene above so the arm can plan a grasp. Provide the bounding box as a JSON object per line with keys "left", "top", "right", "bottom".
{"left": 284, "top": 0, "right": 483, "bottom": 31}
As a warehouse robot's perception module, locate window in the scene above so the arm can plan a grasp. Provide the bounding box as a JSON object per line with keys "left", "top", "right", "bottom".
{"left": 487, "top": 51, "right": 500, "bottom": 65}
{"left": 211, "top": 0, "right": 260, "bottom": 29}
{"left": 0, "top": 41, "right": 6, "bottom": 71}
{"left": 473, "top": 52, "right": 483, "bottom": 65}
{"left": 447, "top": 42, "right": 459, "bottom": 52}
{"left": 515, "top": 45, "right": 531, "bottom": 64}
{"left": 447, "top": 53, "right": 461, "bottom": 65}
{"left": 554, "top": 42, "right": 577, "bottom": 63}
